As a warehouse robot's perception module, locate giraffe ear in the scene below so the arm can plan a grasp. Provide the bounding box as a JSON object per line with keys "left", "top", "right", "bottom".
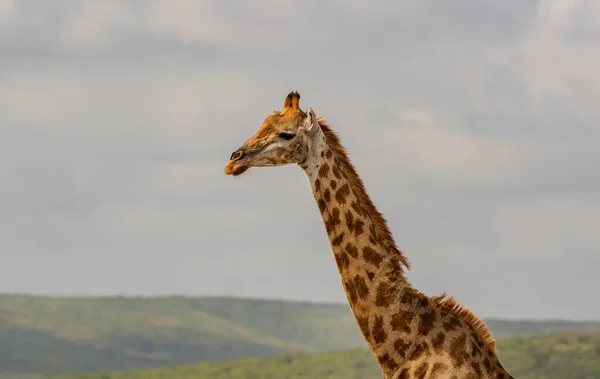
{"left": 304, "top": 107, "right": 318, "bottom": 133}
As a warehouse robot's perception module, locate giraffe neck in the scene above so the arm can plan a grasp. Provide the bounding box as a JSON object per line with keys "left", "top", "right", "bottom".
{"left": 300, "top": 123, "right": 428, "bottom": 377}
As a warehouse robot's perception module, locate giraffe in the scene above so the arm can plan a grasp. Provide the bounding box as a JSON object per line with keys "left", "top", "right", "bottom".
{"left": 224, "top": 91, "right": 514, "bottom": 379}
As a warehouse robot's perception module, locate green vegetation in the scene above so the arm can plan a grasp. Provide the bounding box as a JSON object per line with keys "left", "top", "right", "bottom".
{"left": 0, "top": 294, "right": 359, "bottom": 375}
{"left": 1, "top": 293, "right": 599, "bottom": 376}
{"left": 51, "top": 332, "right": 600, "bottom": 379}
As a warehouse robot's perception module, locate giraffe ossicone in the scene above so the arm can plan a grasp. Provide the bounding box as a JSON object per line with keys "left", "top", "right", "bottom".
{"left": 225, "top": 91, "right": 514, "bottom": 379}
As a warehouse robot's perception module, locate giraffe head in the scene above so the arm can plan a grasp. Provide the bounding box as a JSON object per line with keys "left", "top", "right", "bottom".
{"left": 225, "top": 91, "right": 319, "bottom": 176}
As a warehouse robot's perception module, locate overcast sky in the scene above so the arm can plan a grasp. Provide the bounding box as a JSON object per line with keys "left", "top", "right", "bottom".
{"left": 1, "top": 0, "right": 599, "bottom": 320}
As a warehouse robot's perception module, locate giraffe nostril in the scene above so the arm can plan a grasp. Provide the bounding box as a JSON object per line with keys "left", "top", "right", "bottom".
{"left": 230, "top": 150, "right": 245, "bottom": 161}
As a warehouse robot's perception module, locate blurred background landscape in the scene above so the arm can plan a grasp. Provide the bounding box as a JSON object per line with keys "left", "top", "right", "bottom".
{"left": 1, "top": 0, "right": 599, "bottom": 378}
{"left": 0, "top": 294, "right": 599, "bottom": 378}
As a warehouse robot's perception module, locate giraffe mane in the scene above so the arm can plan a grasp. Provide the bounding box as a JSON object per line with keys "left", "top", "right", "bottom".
{"left": 432, "top": 293, "right": 497, "bottom": 353}
{"left": 317, "top": 117, "right": 410, "bottom": 270}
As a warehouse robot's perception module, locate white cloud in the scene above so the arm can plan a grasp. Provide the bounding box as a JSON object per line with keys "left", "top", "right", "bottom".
{"left": 0, "top": 70, "right": 84, "bottom": 125}
{"left": 141, "top": 0, "right": 229, "bottom": 45}
{"left": 58, "top": 1, "right": 128, "bottom": 51}
{"left": 377, "top": 119, "right": 522, "bottom": 190}
{"left": 0, "top": 0, "right": 15, "bottom": 19}
{"left": 493, "top": 193, "right": 600, "bottom": 261}
{"left": 141, "top": 0, "right": 341, "bottom": 50}
{"left": 536, "top": 0, "right": 600, "bottom": 32}
{"left": 52, "top": 0, "right": 340, "bottom": 53}
{"left": 484, "top": 0, "right": 600, "bottom": 100}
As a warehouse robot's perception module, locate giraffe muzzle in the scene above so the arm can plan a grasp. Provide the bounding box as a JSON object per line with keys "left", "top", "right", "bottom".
{"left": 225, "top": 148, "right": 251, "bottom": 176}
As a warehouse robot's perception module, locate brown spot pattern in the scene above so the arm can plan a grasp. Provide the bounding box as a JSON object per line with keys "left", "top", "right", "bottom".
{"left": 390, "top": 311, "right": 414, "bottom": 333}
{"left": 334, "top": 183, "right": 351, "bottom": 204}
{"left": 408, "top": 342, "right": 427, "bottom": 361}
{"left": 368, "top": 224, "right": 378, "bottom": 245}
{"left": 400, "top": 290, "right": 415, "bottom": 305}
{"left": 318, "top": 199, "right": 326, "bottom": 212}
{"left": 315, "top": 179, "right": 321, "bottom": 192}
{"left": 354, "top": 275, "right": 369, "bottom": 300}
{"left": 332, "top": 232, "right": 345, "bottom": 246}
{"left": 432, "top": 332, "right": 446, "bottom": 352}
{"left": 366, "top": 271, "right": 375, "bottom": 281}
{"left": 362, "top": 246, "right": 383, "bottom": 267}
{"left": 325, "top": 149, "right": 333, "bottom": 159}
{"left": 356, "top": 316, "right": 370, "bottom": 339}
{"left": 350, "top": 201, "right": 363, "bottom": 216}
{"left": 470, "top": 362, "right": 483, "bottom": 377}
{"left": 443, "top": 316, "right": 462, "bottom": 332}
{"left": 354, "top": 219, "right": 365, "bottom": 237}
{"left": 330, "top": 179, "right": 337, "bottom": 190}
{"left": 371, "top": 315, "right": 387, "bottom": 344}
{"left": 417, "top": 310, "right": 436, "bottom": 336}
{"left": 332, "top": 164, "right": 343, "bottom": 179}
{"left": 324, "top": 188, "right": 331, "bottom": 202}
{"left": 334, "top": 251, "right": 350, "bottom": 269}
{"left": 325, "top": 207, "right": 341, "bottom": 235}
{"left": 318, "top": 163, "right": 330, "bottom": 178}
{"left": 394, "top": 338, "right": 410, "bottom": 358}
{"left": 375, "top": 282, "right": 394, "bottom": 307}
{"left": 385, "top": 259, "right": 403, "bottom": 283}
{"left": 483, "top": 357, "right": 492, "bottom": 371}
{"left": 344, "top": 279, "right": 358, "bottom": 304}
{"left": 344, "top": 210, "right": 355, "bottom": 230}
{"left": 377, "top": 353, "right": 398, "bottom": 373}
{"left": 473, "top": 332, "right": 485, "bottom": 349}
{"left": 344, "top": 243, "right": 358, "bottom": 258}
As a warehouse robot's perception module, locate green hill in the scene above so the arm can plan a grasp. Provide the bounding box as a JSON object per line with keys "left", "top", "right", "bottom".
{"left": 1, "top": 293, "right": 599, "bottom": 377}
{"left": 50, "top": 332, "right": 600, "bottom": 379}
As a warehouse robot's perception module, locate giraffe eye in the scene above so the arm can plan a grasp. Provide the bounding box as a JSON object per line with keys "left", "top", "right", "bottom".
{"left": 278, "top": 132, "right": 295, "bottom": 140}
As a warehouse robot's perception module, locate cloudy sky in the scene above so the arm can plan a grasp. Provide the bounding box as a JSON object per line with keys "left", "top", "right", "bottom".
{"left": 1, "top": 0, "right": 599, "bottom": 320}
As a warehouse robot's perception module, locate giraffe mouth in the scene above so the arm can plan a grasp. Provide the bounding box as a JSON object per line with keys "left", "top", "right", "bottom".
{"left": 224, "top": 160, "right": 250, "bottom": 176}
